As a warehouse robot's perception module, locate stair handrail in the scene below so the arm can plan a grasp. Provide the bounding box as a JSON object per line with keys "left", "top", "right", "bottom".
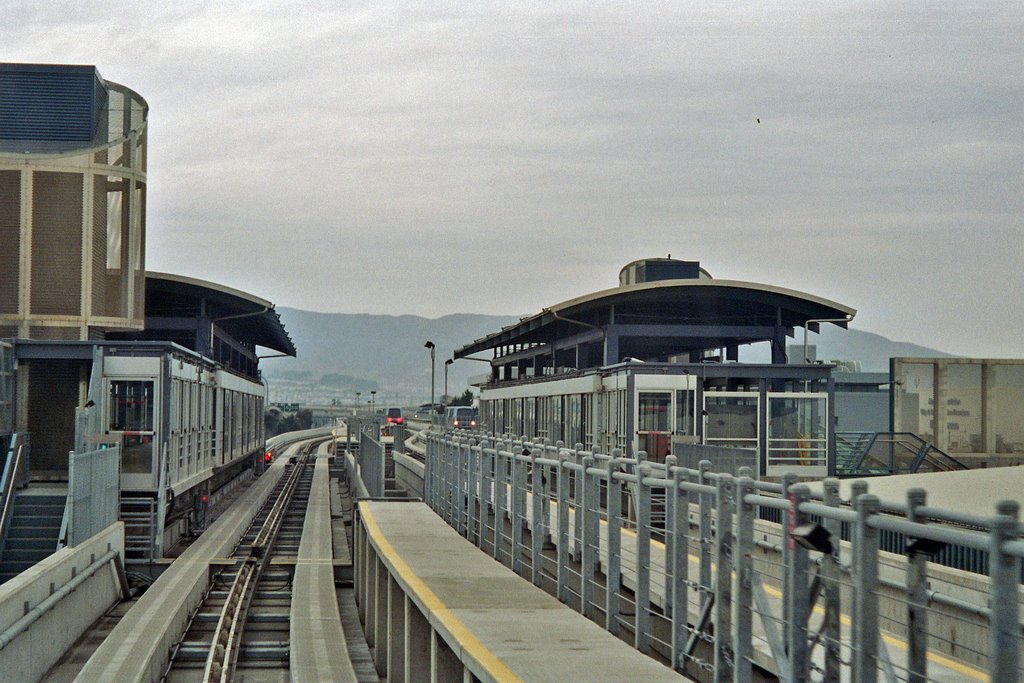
{"left": 56, "top": 449, "right": 74, "bottom": 550}
{"left": 0, "top": 433, "right": 29, "bottom": 549}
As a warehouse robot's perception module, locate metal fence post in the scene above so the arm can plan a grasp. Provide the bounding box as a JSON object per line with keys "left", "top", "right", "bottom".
{"left": 905, "top": 487, "right": 928, "bottom": 683}
{"left": 698, "top": 461, "right": 713, "bottom": 621}
{"left": 781, "top": 471, "right": 798, "bottom": 634}
{"left": 573, "top": 443, "right": 585, "bottom": 562}
{"left": 556, "top": 451, "right": 570, "bottom": 604}
{"left": 852, "top": 494, "right": 880, "bottom": 683}
{"left": 663, "top": 455, "right": 677, "bottom": 616}
{"left": 989, "top": 500, "right": 1020, "bottom": 683}
{"left": 511, "top": 443, "right": 525, "bottom": 574}
{"left": 787, "top": 483, "right": 811, "bottom": 683}
{"left": 713, "top": 473, "right": 734, "bottom": 683}
{"left": 581, "top": 453, "right": 597, "bottom": 620}
{"left": 671, "top": 464, "right": 690, "bottom": 672}
{"left": 821, "top": 478, "right": 842, "bottom": 683}
{"left": 635, "top": 464, "right": 652, "bottom": 653}
{"left": 733, "top": 475, "right": 754, "bottom": 683}
{"left": 530, "top": 446, "right": 544, "bottom": 588}
{"left": 466, "top": 439, "right": 478, "bottom": 543}
{"left": 493, "top": 440, "right": 506, "bottom": 561}
{"left": 847, "top": 480, "right": 868, "bottom": 682}
{"left": 606, "top": 453, "right": 622, "bottom": 635}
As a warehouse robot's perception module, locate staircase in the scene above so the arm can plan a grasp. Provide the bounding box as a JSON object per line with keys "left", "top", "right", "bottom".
{"left": 0, "top": 491, "right": 66, "bottom": 583}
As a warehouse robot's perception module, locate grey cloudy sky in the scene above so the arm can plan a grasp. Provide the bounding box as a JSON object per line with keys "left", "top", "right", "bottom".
{"left": 4, "top": 2, "right": 1022, "bottom": 357}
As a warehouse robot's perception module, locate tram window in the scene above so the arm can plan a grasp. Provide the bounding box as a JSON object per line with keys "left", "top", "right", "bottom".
{"left": 675, "top": 390, "right": 695, "bottom": 435}
{"left": 109, "top": 380, "right": 154, "bottom": 432}
{"left": 638, "top": 392, "right": 670, "bottom": 432}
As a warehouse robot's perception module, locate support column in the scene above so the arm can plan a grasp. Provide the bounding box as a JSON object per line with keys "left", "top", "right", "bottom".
{"left": 387, "top": 574, "right": 406, "bottom": 683}
{"left": 405, "top": 595, "right": 431, "bottom": 683}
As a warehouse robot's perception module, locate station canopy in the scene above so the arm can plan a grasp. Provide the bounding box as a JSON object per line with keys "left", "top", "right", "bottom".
{"left": 455, "top": 269, "right": 856, "bottom": 364}
{"left": 143, "top": 272, "right": 296, "bottom": 356}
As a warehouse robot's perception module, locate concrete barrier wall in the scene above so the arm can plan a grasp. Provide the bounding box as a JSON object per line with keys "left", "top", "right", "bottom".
{"left": 392, "top": 452, "right": 424, "bottom": 499}
{"left": 0, "top": 522, "right": 127, "bottom": 682}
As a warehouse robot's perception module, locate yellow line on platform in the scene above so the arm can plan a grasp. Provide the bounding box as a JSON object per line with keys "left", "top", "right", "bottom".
{"left": 360, "top": 505, "right": 523, "bottom": 683}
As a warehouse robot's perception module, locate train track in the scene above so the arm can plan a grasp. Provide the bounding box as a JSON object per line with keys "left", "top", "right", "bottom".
{"left": 162, "top": 440, "right": 321, "bottom": 682}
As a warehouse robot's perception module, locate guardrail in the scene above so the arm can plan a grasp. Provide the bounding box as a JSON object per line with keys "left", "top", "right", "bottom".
{"left": 425, "top": 431, "right": 1022, "bottom": 682}
{"left": 0, "top": 433, "right": 29, "bottom": 550}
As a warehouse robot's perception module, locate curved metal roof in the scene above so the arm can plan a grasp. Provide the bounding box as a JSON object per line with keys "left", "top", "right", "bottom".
{"left": 455, "top": 278, "right": 855, "bottom": 359}
{"left": 145, "top": 272, "right": 296, "bottom": 356}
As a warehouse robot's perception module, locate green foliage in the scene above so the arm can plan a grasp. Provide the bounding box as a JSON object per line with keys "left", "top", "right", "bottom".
{"left": 448, "top": 389, "right": 475, "bottom": 406}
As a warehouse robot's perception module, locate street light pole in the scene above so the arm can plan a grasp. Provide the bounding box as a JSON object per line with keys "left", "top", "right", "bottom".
{"left": 444, "top": 358, "right": 453, "bottom": 403}
{"left": 424, "top": 341, "right": 436, "bottom": 420}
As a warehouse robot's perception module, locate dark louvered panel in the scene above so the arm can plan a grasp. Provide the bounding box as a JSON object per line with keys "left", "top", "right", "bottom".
{"left": 29, "top": 326, "right": 81, "bottom": 340}
{"left": 30, "top": 171, "right": 82, "bottom": 315}
{"left": 91, "top": 174, "right": 106, "bottom": 315}
{"left": 27, "top": 359, "right": 82, "bottom": 476}
{"left": 0, "top": 170, "right": 19, "bottom": 314}
{"left": 0, "top": 64, "right": 107, "bottom": 149}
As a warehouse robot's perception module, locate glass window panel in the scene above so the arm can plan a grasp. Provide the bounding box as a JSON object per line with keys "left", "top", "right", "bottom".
{"left": 109, "top": 380, "right": 154, "bottom": 432}
{"left": 675, "top": 390, "right": 695, "bottom": 435}
{"left": 896, "top": 362, "right": 935, "bottom": 442}
{"left": 992, "top": 364, "right": 1024, "bottom": 454}
{"left": 768, "top": 396, "right": 827, "bottom": 466}
{"left": 705, "top": 394, "right": 758, "bottom": 448}
{"left": 945, "top": 364, "right": 982, "bottom": 453}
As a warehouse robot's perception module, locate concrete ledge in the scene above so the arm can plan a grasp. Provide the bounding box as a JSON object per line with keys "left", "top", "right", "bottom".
{"left": 290, "top": 455, "right": 357, "bottom": 682}
{"left": 0, "top": 522, "right": 126, "bottom": 682}
{"left": 356, "top": 501, "right": 685, "bottom": 683}
{"left": 75, "top": 458, "right": 287, "bottom": 683}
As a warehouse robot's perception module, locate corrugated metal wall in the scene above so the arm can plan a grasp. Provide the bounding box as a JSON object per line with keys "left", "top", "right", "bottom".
{"left": 30, "top": 171, "right": 82, "bottom": 316}
{"left": 0, "top": 64, "right": 106, "bottom": 147}
{"left": 0, "top": 170, "right": 19, "bottom": 314}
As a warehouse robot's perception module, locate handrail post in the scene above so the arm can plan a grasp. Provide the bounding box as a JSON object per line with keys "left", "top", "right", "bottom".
{"left": 663, "top": 455, "right": 677, "bottom": 616}
{"left": 733, "top": 475, "right": 754, "bottom": 683}
{"left": 989, "top": 500, "right": 1020, "bottom": 683}
{"left": 787, "top": 483, "right": 811, "bottom": 683}
{"left": 580, "top": 453, "right": 597, "bottom": 620}
{"left": 698, "top": 461, "right": 713, "bottom": 621}
{"left": 713, "top": 473, "right": 734, "bottom": 683}
{"left": 905, "top": 487, "right": 928, "bottom": 683}
{"left": 821, "top": 478, "right": 842, "bottom": 683}
{"left": 493, "top": 440, "right": 506, "bottom": 561}
{"left": 605, "top": 452, "right": 622, "bottom": 635}
{"left": 635, "top": 464, "right": 652, "bottom": 653}
{"left": 671, "top": 463, "right": 690, "bottom": 672}
{"left": 530, "top": 445, "right": 544, "bottom": 588}
{"left": 852, "top": 494, "right": 880, "bottom": 683}
{"left": 556, "top": 450, "right": 570, "bottom": 604}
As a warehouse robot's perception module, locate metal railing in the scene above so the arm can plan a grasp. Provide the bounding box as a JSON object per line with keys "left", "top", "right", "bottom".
{"left": 425, "top": 431, "right": 1022, "bottom": 682}
{"left": 58, "top": 446, "right": 121, "bottom": 549}
{"left": 0, "top": 433, "right": 29, "bottom": 550}
{"left": 837, "top": 432, "right": 967, "bottom": 476}
{"left": 356, "top": 422, "right": 385, "bottom": 498}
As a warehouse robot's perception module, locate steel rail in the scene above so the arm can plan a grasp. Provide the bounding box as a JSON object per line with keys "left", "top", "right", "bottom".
{"left": 201, "top": 450, "right": 310, "bottom": 683}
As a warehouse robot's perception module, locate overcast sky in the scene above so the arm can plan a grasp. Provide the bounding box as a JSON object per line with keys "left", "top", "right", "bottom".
{"left": 4, "top": 2, "right": 1021, "bottom": 357}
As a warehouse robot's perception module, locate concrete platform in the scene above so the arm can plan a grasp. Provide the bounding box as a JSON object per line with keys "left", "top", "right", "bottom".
{"left": 357, "top": 500, "right": 687, "bottom": 682}
{"left": 74, "top": 457, "right": 289, "bottom": 682}
{"left": 290, "top": 454, "right": 357, "bottom": 682}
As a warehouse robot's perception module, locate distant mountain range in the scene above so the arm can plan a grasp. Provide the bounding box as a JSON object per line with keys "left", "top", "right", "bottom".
{"left": 261, "top": 307, "right": 951, "bottom": 404}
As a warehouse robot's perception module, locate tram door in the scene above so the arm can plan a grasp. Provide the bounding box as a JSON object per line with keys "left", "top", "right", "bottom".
{"left": 637, "top": 392, "right": 672, "bottom": 461}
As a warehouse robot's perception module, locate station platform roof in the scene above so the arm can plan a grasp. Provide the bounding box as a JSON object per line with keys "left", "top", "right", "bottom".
{"left": 145, "top": 272, "right": 296, "bottom": 356}
{"left": 455, "top": 277, "right": 856, "bottom": 360}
